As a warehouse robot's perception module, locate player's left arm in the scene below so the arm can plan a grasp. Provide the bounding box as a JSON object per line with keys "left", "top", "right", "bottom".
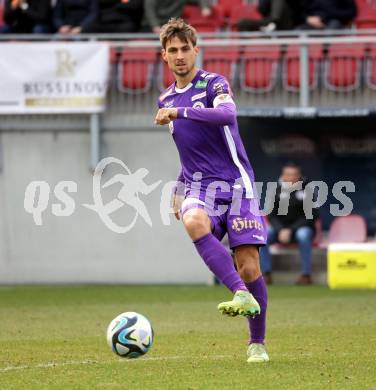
{"left": 154, "top": 76, "right": 237, "bottom": 126}
{"left": 178, "top": 76, "right": 236, "bottom": 126}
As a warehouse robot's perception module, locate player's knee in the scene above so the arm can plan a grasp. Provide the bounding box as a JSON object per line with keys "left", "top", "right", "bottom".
{"left": 183, "top": 213, "right": 211, "bottom": 240}
{"left": 236, "top": 250, "right": 261, "bottom": 281}
{"left": 238, "top": 261, "right": 260, "bottom": 281}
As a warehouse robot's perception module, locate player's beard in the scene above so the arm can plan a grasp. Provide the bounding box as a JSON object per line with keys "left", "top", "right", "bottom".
{"left": 173, "top": 62, "right": 194, "bottom": 77}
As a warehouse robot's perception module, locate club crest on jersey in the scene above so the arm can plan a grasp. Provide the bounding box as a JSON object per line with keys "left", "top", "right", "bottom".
{"left": 164, "top": 100, "right": 174, "bottom": 108}
{"left": 195, "top": 80, "right": 208, "bottom": 89}
{"left": 213, "top": 82, "right": 226, "bottom": 95}
{"left": 193, "top": 101, "right": 205, "bottom": 108}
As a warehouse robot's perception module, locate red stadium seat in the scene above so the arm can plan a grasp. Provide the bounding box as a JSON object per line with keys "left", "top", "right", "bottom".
{"left": 355, "top": 1, "right": 376, "bottom": 29}
{"left": 203, "top": 45, "right": 240, "bottom": 86}
{"left": 324, "top": 44, "right": 366, "bottom": 91}
{"left": 159, "top": 60, "right": 176, "bottom": 91}
{"left": 182, "top": 5, "right": 225, "bottom": 32}
{"left": 366, "top": 44, "right": 376, "bottom": 89}
{"left": 118, "top": 46, "right": 157, "bottom": 93}
{"left": 327, "top": 214, "right": 367, "bottom": 244}
{"left": 229, "top": 4, "right": 262, "bottom": 31}
{"left": 0, "top": 4, "right": 4, "bottom": 27}
{"left": 217, "top": 0, "right": 246, "bottom": 19}
{"left": 240, "top": 46, "right": 281, "bottom": 92}
{"left": 283, "top": 45, "right": 324, "bottom": 91}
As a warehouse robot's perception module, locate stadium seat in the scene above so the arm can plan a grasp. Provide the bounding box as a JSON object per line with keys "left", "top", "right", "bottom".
{"left": 228, "top": 4, "right": 262, "bottom": 31}
{"left": 283, "top": 45, "right": 324, "bottom": 92}
{"left": 217, "top": 0, "right": 246, "bottom": 19}
{"left": 365, "top": 44, "right": 376, "bottom": 89}
{"left": 324, "top": 44, "right": 366, "bottom": 92}
{"left": 159, "top": 60, "right": 176, "bottom": 91}
{"left": 0, "top": 3, "right": 3, "bottom": 27}
{"left": 118, "top": 46, "right": 157, "bottom": 93}
{"left": 355, "top": 1, "right": 376, "bottom": 29}
{"left": 240, "top": 46, "right": 281, "bottom": 92}
{"left": 203, "top": 45, "right": 240, "bottom": 86}
{"left": 327, "top": 214, "right": 367, "bottom": 244}
{"left": 182, "top": 5, "right": 225, "bottom": 32}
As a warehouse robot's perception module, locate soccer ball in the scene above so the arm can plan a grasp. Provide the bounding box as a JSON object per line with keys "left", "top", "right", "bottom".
{"left": 106, "top": 312, "right": 154, "bottom": 358}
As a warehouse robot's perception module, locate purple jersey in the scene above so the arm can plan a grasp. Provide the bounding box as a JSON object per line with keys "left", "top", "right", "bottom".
{"left": 158, "top": 69, "right": 255, "bottom": 199}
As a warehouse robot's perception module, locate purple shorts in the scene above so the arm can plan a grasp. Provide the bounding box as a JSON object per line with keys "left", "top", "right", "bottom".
{"left": 181, "top": 190, "right": 267, "bottom": 249}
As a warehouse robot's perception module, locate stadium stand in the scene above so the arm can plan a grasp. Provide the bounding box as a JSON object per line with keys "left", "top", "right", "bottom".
{"left": 324, "top": 43, "right": 366, "bottom": 91}
{"left": 182, "top": 4, "right": 225, "bottom": 32}
{"left": 118, "top": 46, "right": 158, "bottom": 93}
{"left": 217, "top": 0, "right": 245, "bottom": 19}
{"left": 240, "top": 46, "right": 281, "bottom": 92}
{"left": 202, "top": 45, "right": 240, "bottom": 86}
{"left": 355, "top": 0, "right": 376, "bottom": 29}
{"left": 228, "top": 3, "right": 262, "bottom": 31}
{"left": 366, "top": 43, "right": 376, "bottom": 89}
{"left": 283, "top": 44, "right": 324, "bottom": 91}
{"left": 0, "top": 2, "right": 3, "bottom": 28}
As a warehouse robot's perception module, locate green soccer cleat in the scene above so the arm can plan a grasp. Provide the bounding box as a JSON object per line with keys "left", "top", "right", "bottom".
{"left": 217, "top": 290, "right": 260, "bottom": 317}
{"left": 247, "top": 343, "right": 270, "bottom": 363}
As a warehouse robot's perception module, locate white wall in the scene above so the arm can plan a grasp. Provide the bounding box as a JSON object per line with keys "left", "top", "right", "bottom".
{"left": 0, "top": 130, "right": 210, "bottom": 284}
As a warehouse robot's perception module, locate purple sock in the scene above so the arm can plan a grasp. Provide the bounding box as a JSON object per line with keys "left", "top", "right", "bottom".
{"left": 194, "top": 233, "right": 247, "bottom": 293}
{"left": 246, "top": 276, "right": 268, "bottom": 344}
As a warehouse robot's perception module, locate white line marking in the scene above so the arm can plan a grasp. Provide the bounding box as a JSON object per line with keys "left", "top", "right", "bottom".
{"left": 0, "top": 355, "right": 232, "bottom": 373}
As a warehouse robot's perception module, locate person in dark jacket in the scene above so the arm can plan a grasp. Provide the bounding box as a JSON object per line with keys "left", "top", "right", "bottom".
{"left": 238, "top": 0, "right": 304, "bottom": 32}
{"left": 53, "top": 0, "right": 99, "bottom": 35}
{"left": 260, "top": 163, "right": 319, "bottom": 285}
{"left": 1, "top": 0, "right": 51, "bottom": 33}
{"left": 85, "top": 0, "right": 143, "bottom": 33}
{"left": 299, "top": 0, "right": 357, "bottom": 30}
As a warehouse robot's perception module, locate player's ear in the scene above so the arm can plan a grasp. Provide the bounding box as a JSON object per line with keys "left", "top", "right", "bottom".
{"left": 194, "top": 46, "right": 199, "bottom": 56}
{"left": 161, "top": 49, "right": 167, "bottom": 62}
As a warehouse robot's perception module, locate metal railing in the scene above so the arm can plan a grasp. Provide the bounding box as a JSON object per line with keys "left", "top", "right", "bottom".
{"left": 0, "top": 30, "right": 376, "bottom": 167}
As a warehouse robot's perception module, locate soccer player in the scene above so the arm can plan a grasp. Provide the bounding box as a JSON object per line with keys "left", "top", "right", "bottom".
{"left": 154, "top": 18, "right": 269, "bottom": 363}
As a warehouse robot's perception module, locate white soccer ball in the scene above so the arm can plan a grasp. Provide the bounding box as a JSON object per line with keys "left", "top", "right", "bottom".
{"left": 106, "top": 312, "right": 154, "bottom": 358}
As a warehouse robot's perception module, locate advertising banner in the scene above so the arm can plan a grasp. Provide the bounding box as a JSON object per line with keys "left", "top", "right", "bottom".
{"left": 0, "top": 42, "right": 109, "bottom": 114}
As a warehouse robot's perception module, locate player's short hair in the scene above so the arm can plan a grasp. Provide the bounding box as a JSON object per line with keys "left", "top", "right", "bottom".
{"left": 160, "top": 18, "right": 197, "bottom": 50}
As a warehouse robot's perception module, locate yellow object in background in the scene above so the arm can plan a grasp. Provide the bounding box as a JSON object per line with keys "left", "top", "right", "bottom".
{"left": 328, "top": 244, "right": 376, "bottom": 289}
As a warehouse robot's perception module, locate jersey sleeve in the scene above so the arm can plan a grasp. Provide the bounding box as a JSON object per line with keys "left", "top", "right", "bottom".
{"left": 206, "top": 75, "right": 235, "bottom": 108}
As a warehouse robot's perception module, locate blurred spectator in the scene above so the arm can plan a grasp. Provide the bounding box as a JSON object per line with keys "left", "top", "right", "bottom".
{"left": 85, "top": 0, "right": 143, "bottom": 33}
{"left": 298, "top": 0, "right": 357, "bottom": 30}
{"left": 1, "top": 0, "right": 51, "bottom": 33}
{"left": 260, "top": 163, "right": 318, "bottom": 285}
{"left": 237, "top": 0, "right": 304, "bottom": 32}
{"left": 144, "top": 0, "right": 212, "bottom": 34}
{"left": 53, "top": 0, "right": 99, "bottom": 35}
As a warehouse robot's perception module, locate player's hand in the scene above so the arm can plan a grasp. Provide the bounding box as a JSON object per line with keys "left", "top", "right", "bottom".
{"left": 172, "top": 193, "right": 184, "bottom": 220}
{"left": 306, "top": 16, "right": 325, "bottom": 29}
{"left": 155, "top": 108, "right": 178, "bottom": 125}
{"left": 278, "top": 228, "right": 292, "bottom": 244}
{"left": 11, "top": 0, "right": 22, "bottom": 9}
{"left": 70, "top": 26, "right": 82, "bottom": 35}
{"left": 59, "top": 25, "right": 72, "bottom": 34}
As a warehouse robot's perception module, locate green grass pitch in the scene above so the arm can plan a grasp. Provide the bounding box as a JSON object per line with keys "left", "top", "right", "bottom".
{"left": 1, "top": 285, "right": 375, "bottom": 389}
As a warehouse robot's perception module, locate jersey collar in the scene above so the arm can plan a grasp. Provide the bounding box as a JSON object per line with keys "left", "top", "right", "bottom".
{"left": 174, "top": 69, "right": 203, "bottom": 94}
